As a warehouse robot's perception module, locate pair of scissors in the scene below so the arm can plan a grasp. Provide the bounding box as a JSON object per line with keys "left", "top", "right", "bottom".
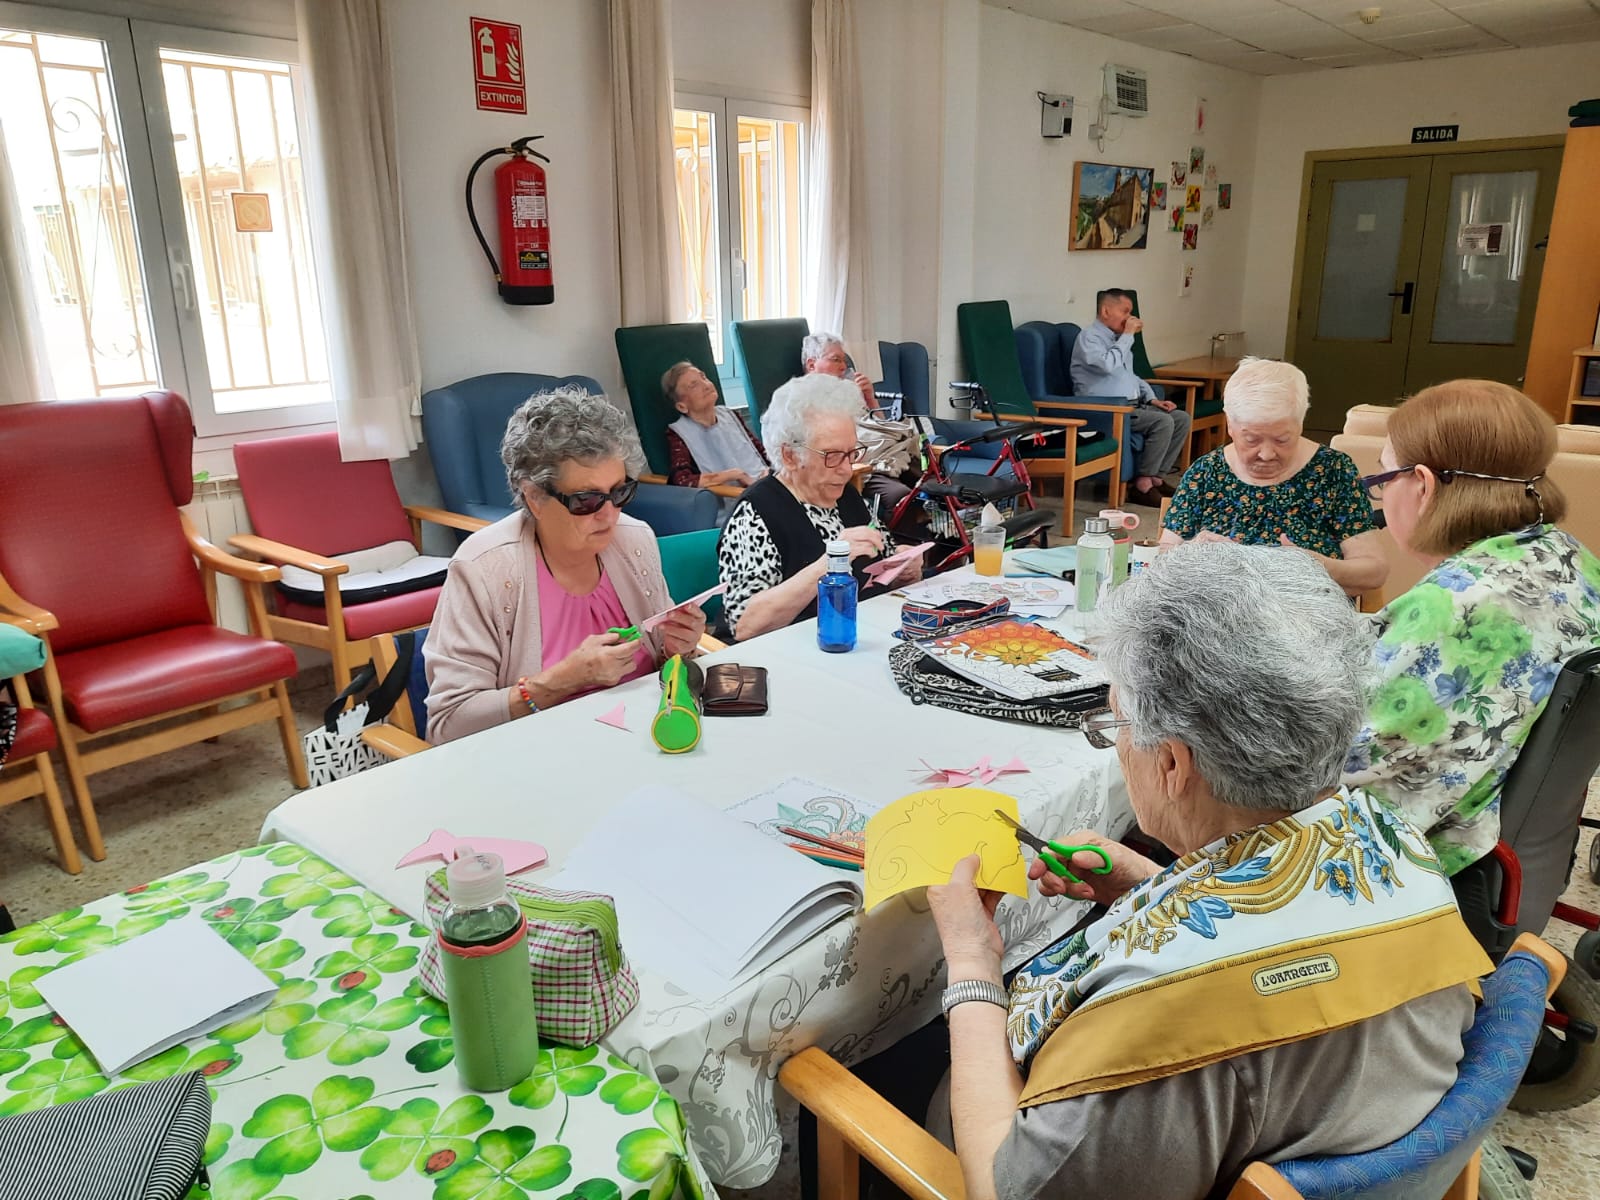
{"left": 994, "top": 810, "right": 1114, "bottom": 884}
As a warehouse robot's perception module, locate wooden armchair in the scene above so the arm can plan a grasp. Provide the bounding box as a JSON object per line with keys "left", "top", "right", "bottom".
{"left": 0, "top": 392, "right": 306, "bottom": 861}
{"left": 0, "top": 614, "right": 79, "bottom": 874}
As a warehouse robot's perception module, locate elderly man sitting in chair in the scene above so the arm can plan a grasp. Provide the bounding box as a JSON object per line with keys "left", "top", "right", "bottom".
{"left": 802, "top": 331, "right": 916, "bottom": 521}
{"left": 924, "top": 541, "right": 1487, "bottom": 1200}
{"left": 1070, "top": 288, "right": 1192, "bottom": 506}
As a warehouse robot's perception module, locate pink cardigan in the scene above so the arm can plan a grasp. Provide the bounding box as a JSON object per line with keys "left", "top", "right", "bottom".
{"left": 423, "top": 510, "right": 669, "bottom": 743}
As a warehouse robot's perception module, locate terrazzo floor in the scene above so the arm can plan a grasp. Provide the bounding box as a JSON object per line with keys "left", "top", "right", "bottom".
{"left": 5, "top": 579, "right": 1600, "bottom": 1198}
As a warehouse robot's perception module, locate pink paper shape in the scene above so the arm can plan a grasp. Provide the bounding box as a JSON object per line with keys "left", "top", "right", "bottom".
{"left": 637, "top": 583, "right": 727, "bottom": 633}
{"left": 395, "top": 828, "right": 548, "bottom": 875}
{"left": 916, "top": 755, "right": 1031, "bottom": 788}
{"left": 862, "top": 541, "right": 934, "bottom": 585}
{"left": 596, "top": 702, "right": 630, "bottom": 731}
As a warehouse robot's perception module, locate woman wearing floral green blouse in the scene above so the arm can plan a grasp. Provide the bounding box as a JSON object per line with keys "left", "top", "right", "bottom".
{"left": 1344, "top": 380, "right": 1600, "bottom": 876}
{"left": 1159, "top": 358, "right": 1389, "bottom": 597}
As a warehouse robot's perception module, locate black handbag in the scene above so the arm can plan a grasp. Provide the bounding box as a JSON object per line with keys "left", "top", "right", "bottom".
{"left": 0, "top": 1069, "right": 211, "bottom": 1199}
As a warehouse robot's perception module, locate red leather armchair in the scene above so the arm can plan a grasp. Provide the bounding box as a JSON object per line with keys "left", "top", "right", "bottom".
{"left": 0, "top": 392, "right": 306, "bottom": 862}
{"left": 1, "top": 614, "right": 79, "bottom": 875}
{"left": 230, "top": 432, "right": 483, "bottom": 731}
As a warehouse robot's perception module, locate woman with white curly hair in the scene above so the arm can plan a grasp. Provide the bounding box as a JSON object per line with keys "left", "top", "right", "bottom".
{"left": 718, "top": 373, "right": 920, "bottom": 640}
{"left": 425, "top": 387, "right": 704, "bottom": 743}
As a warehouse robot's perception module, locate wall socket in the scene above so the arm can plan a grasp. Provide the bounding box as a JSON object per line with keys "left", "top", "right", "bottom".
{"left": 1039, "top": 93, "right": 1073, "bottom": 138}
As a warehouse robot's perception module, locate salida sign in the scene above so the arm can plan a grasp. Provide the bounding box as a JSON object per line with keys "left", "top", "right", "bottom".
{"left": 471, "top": 17, "right": 526, "bottom": 114}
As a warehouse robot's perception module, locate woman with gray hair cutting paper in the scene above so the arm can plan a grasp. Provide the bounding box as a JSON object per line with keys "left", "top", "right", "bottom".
{"left": 919, "top": 540, "right": 1486, "bottom": 1200}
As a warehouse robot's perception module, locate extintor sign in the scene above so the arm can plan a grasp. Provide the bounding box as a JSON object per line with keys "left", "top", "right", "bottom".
{"left": 471, "top": 17, "right": 526, "bottom": 114}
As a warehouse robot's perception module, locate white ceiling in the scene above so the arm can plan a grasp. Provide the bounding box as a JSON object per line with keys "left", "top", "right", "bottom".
{"left": 989, "top": 0, "right": 1600, "bottom": 73}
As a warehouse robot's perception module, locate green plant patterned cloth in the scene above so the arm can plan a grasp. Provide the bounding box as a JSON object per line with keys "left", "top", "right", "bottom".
{"left": 1345, "top": 524, "right": 1600, "bottom": 874}
{"left": 1162, "top": 445, "right": 1375, "bottom": 558}
{"left": 0, "top": 843, "right": 708, "bottom": 1200}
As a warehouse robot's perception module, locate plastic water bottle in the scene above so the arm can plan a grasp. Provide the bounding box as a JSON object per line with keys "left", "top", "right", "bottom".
{"left": 1075, "top": 518, "right": 1115, "bottom": 613}
{"left": 817, "top": 538, "right": 858, "bottom": 653}
{"left": 436, "top": 852, "right": 539, "bottom": 1091}
{"left": 1099, "top": 509, "right": 1138, "bottom": 585}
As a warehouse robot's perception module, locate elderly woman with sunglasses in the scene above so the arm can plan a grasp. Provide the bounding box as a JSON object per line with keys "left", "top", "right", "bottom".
{"left": 424, "top": 388, "right": 705, "bottom": 744}
{"left": 1344, "top": 380, "right": 1600, "bottom": 876}
{"left": 718, "top": 373, "right": 919, "bottom": 641}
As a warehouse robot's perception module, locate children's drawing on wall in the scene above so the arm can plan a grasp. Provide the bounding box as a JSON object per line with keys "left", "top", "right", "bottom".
{"left": 1219, "top": 183, "right": 1233, "bottom": 210}
{"left": 1202, "top": 204, "right": 1216, "bottom": 229}
{"left": 1205, "top": 163, "right": 1218, "bottom": 188}
{"left": 1186, "top": 185, "right": 1202, "bottom": 213}
{"left": 1069, "top": 161, "right": 1153, "bottom": 251}
{"left": 1170, "top": 160, "right": 1187, "bottom": 187}
{"left": 1180, "top": 261, "right": 1195, "bottom": 298}
{"left": 1182, "top": 222, "right": 1198, "bottom": 251}
{"left": 1169, "top": 206, "right": 1184, "bottom": 233}
{"left": 1189, "top": 145, "right": 1205, "bottom": 175}
{"left": 1150, "top": 182, "right": 1167, "bottom": 210}
{"left": 1195, "top": 96, "right": 1207, "bottom": 135}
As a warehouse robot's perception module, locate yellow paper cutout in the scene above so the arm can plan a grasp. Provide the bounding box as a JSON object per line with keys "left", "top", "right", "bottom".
{"left": 864, "top": 787, "right": 1029, "bottom": 910}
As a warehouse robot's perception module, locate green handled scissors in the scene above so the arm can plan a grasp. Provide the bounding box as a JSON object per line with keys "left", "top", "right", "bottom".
{"left": 995, "top": 810, "right": 1114, "bottom": 885}
{"left": 607, "top": 626, "right": 642, "bottom": 642}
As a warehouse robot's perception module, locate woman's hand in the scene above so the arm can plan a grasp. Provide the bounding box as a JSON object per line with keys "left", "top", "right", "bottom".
{"left": 702, "top": 468, "right": 753, "bottom": 488}
{"left": 555, "top": 632, "right": 640, "bottom": 692}
{"left": 1193, "top": 529, "right": 1236, "bottom": 545}
{"left": 928, "top": 854, "right": 1005, "bottom": 985}
{"left": 656, "top": 605, "right": 707, "bottom": 658}
{"left": 836, "top": 525, "right": 884, "bottom": 562}
{"left": 1027, "top": 831, "right": 1161, "bottom": 906}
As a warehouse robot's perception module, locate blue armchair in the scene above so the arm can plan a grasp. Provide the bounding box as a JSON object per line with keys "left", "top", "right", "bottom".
{"left": 876, "top": 341, "right": 931, "bottom": 418}
{"left": 420, "top": 372, "right": 721, "bottom": 537}
{"left": 1014, "top": 321, "right": 1143, "bottom": 483}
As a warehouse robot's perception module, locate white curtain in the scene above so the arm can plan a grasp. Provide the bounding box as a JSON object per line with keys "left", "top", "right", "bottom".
{"left": 610, "top": 0, "right": 684, "bottom": 326}
{"left": 295, "top": 0, "right": 422, "bottom": 460}
{"left": 805, "top": 0, "right": 877, "bottom": 379}
{"left": 0, "top": 119, "right": 47, "bottom": 405}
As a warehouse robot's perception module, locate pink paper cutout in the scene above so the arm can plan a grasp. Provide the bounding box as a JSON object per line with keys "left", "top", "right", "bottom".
{"left": 636, "top": 583, "right": 727, "bottom": 633}
{"left": 917, "top": 755, "right": 1030, "bottom": 788}
{"left": 596, "top": 702, "right": 630, "bottom": 731}
{"left": 862, "top": 541, "right": 934, "bottom": 585}
{"left": 395, "top": 828, "right": 548, "bottom": 875}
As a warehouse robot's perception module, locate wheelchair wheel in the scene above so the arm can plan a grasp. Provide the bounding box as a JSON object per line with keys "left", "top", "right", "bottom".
{"left": 1588, "top": 829, "right": 1600, "bottom": 885}
{"left": 1577, "top": 930, "right": 1600, "bottom": 982}
{"left": 1476, "top": 1139, "right": 1533, "bottom": 1200}
{"left": 1511, "top": 954, "right": 1600, "bottom": 1112}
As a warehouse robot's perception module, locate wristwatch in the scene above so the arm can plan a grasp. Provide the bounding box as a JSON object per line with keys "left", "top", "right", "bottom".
{"left": 941, "top": 979, "right": 1008, "bottom": 1015}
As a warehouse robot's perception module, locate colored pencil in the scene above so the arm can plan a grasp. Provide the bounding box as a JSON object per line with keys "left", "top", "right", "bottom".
{"left": 779, "top": 826, "right": 865, "bottom": 860}
{"left": 787, "top": 844, "right": 863, "bottom": 871}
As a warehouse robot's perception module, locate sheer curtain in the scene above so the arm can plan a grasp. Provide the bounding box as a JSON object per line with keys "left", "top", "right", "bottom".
{"left": 295, "top": 0, "right": 422, "bottom": 460}
{"left": 610, "top": 0, "right": 684, "bottom": 325}
{"left": 0, "top": 119, "right": 47, "bottom": 406}
{"left": 805, "top": 0, "right": 877, "bottom": 379}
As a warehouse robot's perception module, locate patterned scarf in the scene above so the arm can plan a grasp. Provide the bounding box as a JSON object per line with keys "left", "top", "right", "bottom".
{"left": 0, "top": 702, "right": 15, "bottom": 768}
{"left": 1008, "top": 789, "right": 1490, "bottom": 1108}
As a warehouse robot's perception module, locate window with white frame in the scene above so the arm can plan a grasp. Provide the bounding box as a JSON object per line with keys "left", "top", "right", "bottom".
{"left": 0, "top": 1, "right": 331, "bottom": 438}
{"left": 672, "top": 92, "right": 807, "bottom": 385}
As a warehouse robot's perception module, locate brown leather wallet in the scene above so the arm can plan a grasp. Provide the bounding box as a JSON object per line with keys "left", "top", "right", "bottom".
{"left": 701, "top": 664, "right": 769, "bottom": 716}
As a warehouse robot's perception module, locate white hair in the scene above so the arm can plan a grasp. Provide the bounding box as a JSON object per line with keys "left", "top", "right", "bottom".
{"left": 1094, "top": 540, "right": 1372, "bottom": 813}
{"left": 762, "top": 373, "right": 865, "bottom": 475}
{"left": 801, "top": 331, "right": 844, "bottom": 367}
{"left": 1222, "top": 357, "right": 1310, "bottom": 427}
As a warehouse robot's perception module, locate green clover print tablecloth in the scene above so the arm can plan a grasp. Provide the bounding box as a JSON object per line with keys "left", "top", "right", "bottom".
{"left": 0, "top": 842, "right": 710, "bottom": 1200}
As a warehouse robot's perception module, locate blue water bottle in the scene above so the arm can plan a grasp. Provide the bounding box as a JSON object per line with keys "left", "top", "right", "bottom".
{"left": 817, "top": 538, "right": 858, "bottom": 653}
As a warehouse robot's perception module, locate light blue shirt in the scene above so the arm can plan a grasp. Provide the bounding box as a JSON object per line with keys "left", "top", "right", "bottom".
{"left": 1070, "top": 319, "right": 1155, "bottom": 404}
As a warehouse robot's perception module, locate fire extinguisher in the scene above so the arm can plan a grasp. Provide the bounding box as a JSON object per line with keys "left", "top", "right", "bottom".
{"left": 465, "top": 135, "right": 554, "bottom": 306}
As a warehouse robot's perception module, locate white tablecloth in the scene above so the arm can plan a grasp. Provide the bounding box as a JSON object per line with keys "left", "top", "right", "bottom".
{"left": 261, "top": 573, "right": 1132, "bottom": 1187}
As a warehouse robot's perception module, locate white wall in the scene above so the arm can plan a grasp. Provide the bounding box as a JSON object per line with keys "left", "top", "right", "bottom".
{"left": 1242, "top": 42, "right": 1591, "bottom": 358}
{"left": 969, "top": 6, "right": 1263, "bottom": 370}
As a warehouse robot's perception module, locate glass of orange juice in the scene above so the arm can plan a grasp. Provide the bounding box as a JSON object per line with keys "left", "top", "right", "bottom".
{"left": 973, "top": 526, "right": 1005, "bottom": 576}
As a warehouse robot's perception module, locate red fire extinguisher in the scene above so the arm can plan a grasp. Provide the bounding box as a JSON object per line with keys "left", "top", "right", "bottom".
{"left": 466, "top": 135, "right": 554, "bottom": 306}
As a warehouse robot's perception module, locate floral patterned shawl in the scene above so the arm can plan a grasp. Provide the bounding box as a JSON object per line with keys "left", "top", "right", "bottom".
{"left": 1007, "top": 790, "right": 1489, "bottom": 1108}
{"left": 1345, "top": 524, "right": 1600, "bottom": 875}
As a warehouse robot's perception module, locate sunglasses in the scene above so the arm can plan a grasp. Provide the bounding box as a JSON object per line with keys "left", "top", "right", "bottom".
{"left": 1358, "top": 465, "right": 1418, "bottom": 501}
{"left": 805, "top": 443, "right": 868, "bottom": 469}
{"left": 544, "top": 478, "right": 639, "bottom": 515}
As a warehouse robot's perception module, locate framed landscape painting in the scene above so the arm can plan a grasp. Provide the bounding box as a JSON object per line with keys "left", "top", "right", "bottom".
{"left": 1070, "top": 162, "right": 1154, "bottom": 251}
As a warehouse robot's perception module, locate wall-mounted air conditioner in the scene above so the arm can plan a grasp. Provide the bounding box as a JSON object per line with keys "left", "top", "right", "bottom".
{"left": 1103, "top": 64, "right": 1149, "bottom": 117}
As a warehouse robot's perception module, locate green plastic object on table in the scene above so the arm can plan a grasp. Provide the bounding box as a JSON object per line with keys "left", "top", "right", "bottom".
{"left": 651, "top": 655, "right": 702, "bottom": 754}
{"left": 995, "top": 810, "right": 1114, "bottom": 885}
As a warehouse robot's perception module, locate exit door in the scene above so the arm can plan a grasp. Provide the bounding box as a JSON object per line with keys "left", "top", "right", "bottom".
{"left": 1293, "top": 147, "right": 1562, "bottom": 436}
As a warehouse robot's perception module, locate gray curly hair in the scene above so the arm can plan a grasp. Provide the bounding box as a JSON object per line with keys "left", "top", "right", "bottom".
{"left": 801, "top": 331, "right": 844, "bottom": 367}
{"left": 501, "top": 386, "right": 643, "bottom": 499}
{"left": 761, "top": 373, "right": 865, "bottom": 475}
{"left": 1095, "top": 540, "right": 1373, "bottom": 813}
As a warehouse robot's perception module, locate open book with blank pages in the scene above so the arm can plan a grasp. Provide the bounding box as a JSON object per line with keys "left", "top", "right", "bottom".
{"left": 550, "top": 786, "right": 861, "bottom": 1001}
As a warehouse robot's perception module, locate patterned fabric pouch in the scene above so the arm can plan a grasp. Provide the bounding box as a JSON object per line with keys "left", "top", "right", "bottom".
{"left": 0, "top": 1069, "right": 210, "bottom": 1199}
{"left": 418, "top": 870, "right": 639, "bottom": 1047}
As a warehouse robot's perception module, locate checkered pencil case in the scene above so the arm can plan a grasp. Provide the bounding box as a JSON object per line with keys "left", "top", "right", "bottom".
{"left": 418, "top": 871, "right": 638, "bottom": 1046}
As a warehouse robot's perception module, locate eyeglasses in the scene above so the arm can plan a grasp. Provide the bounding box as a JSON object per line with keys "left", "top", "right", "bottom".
{"left": 1358, "top": 465, "right": 1417, "bottom": 501}
{"left": 1080, "top": 709, "right": 1132, "bottom": 750}
{"left": 805, "top": 444, "right": 868, "bottom": 469}
{"left": 543, "top": 478, "right": 639, "bottom": 515}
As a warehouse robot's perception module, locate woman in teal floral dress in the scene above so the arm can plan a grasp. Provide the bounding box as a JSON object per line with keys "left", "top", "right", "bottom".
{"left": 1344, "top": 380, "right": 1600, "bottom": 876}
{"left": 1160, "top": 358, "right": 1388, "bottom": 597}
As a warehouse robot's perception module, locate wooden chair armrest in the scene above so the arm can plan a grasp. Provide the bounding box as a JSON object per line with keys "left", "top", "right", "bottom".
{"left": 639, "top": 472, "right": 669, "bottom": 485}
{"left": 697, "top": 633, "right": 728, "bottom": 654}
{"left": 1026, "top": 415, "right": 1088, "bottom": 429}
{"left": 1509, "top": 932, "right": 1567, "bottom": 999}
{"left": 1225, "top": 1162, "right": 1304, "bottom": 1200}
{"left": 1145, "top": 376, "right": 1206, "bottom": 391}
{"left": 403, "top": 504, "right": 491, "bottom": 534}
{"left": 229, "top": 533, "right": 350, "bottom": 577}
{"left": 709, "top": 483, "right": 745, "bottom": 499}
{"left": 780, "top": 1047, "right": 965, "bottom": 1200}
{"left": 1034, "top": 399, "right": 1138, "bottom": 414}
{"left": 0, "top": 573, "right": 58, "bottom": 633}
{"left": 182, "top": 513, "right": 282, "bottom": 583}
{"left": 361, "top": 725, "right": 430, "bottom": 759}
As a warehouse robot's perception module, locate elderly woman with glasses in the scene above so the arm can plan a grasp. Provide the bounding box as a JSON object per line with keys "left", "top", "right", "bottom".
{"left": 1159, "top": 358, "right": 1387, "bottom": 597}
{"left": 424, "top": 387, "right": 705, "bottom": 744}
{"left": 921, "top": 541, "right": 1487, "bottom": 1200}
{"left": 718, "top": 373, "right": 920, "bottom": 640}
{"left": 1344, "top": 380, "right": 1600, "bottom": 876}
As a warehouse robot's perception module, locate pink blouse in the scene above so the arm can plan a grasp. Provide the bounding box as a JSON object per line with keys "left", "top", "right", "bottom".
{"left": 535, "top": 553, "right": 654, "bottom": 694}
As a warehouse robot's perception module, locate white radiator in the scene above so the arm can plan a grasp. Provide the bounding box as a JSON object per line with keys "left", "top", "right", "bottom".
{"left": 184, "top": 477, "right": 255, "bottom": 636}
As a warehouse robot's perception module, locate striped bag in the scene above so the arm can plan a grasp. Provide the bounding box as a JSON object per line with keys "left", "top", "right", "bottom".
{"left": 0, "top": 1069, "right": 210, "bottom": 1199}
{"left": 418, "top": 871, "right": 639, "bottom": 1047}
